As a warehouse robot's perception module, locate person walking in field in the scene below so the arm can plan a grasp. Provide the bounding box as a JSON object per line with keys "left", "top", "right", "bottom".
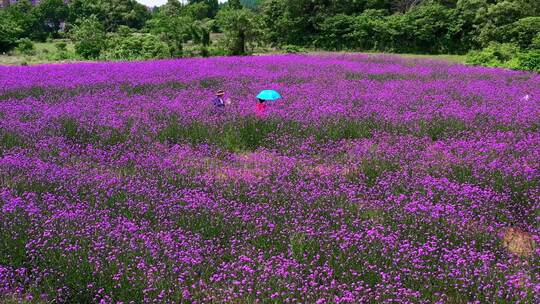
{"left": 255, "top": 90, "right": 281, "bottom": 118}
{"left": 255, "top": 98, "right": 267, "bottom": 118}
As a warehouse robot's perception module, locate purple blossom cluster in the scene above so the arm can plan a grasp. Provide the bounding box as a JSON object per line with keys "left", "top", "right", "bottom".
{"left": 0, "top": 54, "right": 539, "bottom": 303}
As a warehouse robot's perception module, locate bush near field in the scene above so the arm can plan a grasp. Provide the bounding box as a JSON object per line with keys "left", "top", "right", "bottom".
{"left": 466, "top": 42, "right": 540, "bottom": 72}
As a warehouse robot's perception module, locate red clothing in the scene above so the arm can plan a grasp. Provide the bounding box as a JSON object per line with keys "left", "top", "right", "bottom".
{"left": 255, "top": 102, "right": 267, "bottom": 117}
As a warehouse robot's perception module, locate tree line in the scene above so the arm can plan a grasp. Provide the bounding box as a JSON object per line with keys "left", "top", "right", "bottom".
{"left": 0, "top": 0, "right": 539, "bottom": 70}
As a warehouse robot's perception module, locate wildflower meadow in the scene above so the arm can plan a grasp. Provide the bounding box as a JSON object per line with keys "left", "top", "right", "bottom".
{"left": 0, "top": 54, "right": 539, "bottom": 303}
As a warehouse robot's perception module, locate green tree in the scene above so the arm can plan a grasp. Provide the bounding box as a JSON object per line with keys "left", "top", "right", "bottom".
{"left": 228, "top": 0, "right": 243, "bottom": 10}
{"left": 68, "top": 0, "right": 107, "bottom": 26}
{"left": 401, "top": 2, "right": 460, "bottom": 53}
{"left": 102, "top": 32, "right": 171, "bottom": 60}
{"left": 476, "top": 0, "right": 527, "bottom": 47}
{"left": 159, "top": 0, "right": 184, "bottom": 17}
{"left": 3, "top": 0, "right": 37, "bottom": 39}
{"left": 183, "top": 2, "right": 210, "bottom": 20}
{"left": 189, "top": 0, "right": 219, "bottom": 18}
{"left": 191, "top": 20, "right": 212, "bottom": 47}
{"left": 316, "top": 14, "right": 358, "bottom": 50}
{"left": 70, "top": 15, "right": 107, "bottom": 59}
{"left": 454, "top": 0, "right": 488, "bottom": 51}
{"left": 216, "top": 7, "right": 260, "bottom": 55}
{"left": 260, "top": 0, "right": 368, "bottom": 47}
{"left": 0, "top": 13, "right": 23, "bottom": 52}
{"left": 68, "top": 0, "right": 150, "bottom": 31}
{"left": 260, "top": 0, "right": 317, "bottom": 46}
{"left": 33, "top": 0, "right": 69, "bottom": 39}
{"left": 146, "top": 14, "right": 192, "bottom": 57}
{"left": 498, "top": 17, "right": 540, "bottom": 49}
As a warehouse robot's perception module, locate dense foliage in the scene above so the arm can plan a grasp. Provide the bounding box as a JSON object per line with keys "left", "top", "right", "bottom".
{"left": 69, "top": 16, "right": 106, "bottom": 59}
{"left": 0, "top": 54, "right": 538, "bottom": 303}
{"left": 466, "top": 42, "right": 540, "bottom": 72}
{"left": 0, "top": 0, "right": 539, "bottom": 66}
{"left": 216, "top": 5, "right": 260, "bottom": 55}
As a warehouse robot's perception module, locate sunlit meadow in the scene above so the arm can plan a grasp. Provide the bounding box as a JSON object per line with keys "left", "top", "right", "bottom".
{"left": 0, "top": 54, "right": 539, "bottom": 303}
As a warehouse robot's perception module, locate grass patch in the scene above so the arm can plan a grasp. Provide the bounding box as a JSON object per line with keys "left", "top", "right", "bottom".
{"left": 0, "top": 87, "right": 47, "bottom": 101}
{"left": 59, "top": 117, "right": 88, "bottom": 143}
{"left": 121, "top": 81, "right": 188, "bottom": 96}
{"left": 448, "top": 163, "right": 476, "bottom": 184}
{"left": 345, "top": 158, "right": 400, "bottom": 186}
{"left": 368, "top": 73, "right": 414, "bottom": 81}
{"left": 0, "top": 130, "right": 23, "bottom": 152}
{"left": 395, "top": 53, "right": 466, "bottom": 63}
{"left": 175, "top": 209, "right": 246, "bottom": 243}
{"left": 158, "top": 116, "right": 285, "bottom": 151}
{"left": 418, "top": 117, "right": 467, "bottom": 141}
{"left": 0, "top": 212, "right": 30, "bottom": 268}
{"left": 290, "top": 232, "right": 321, "bottom": 262}
{"left": 0, "top": 40, "right": 78, "bottom": 66}
{"left": 158, "top": 118, "right": 211, "bottom": 145}
{"left": 57, "top": 117, "right": 131, "bottom": 146}
{"left": 158, "top": 116, "right": 387, "bottom": 151}
{"left": 315, "top": 118, "right": 379, "bottom": 141}
{"left": 199, "top": 76, "right": 225, "bottom": 89}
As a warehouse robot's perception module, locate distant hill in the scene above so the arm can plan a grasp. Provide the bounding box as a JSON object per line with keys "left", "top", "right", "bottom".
{"left": 241, "top": 0, "right": 259, "bottom": 9}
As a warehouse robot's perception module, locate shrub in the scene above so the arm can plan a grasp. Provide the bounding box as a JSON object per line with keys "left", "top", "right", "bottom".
{"left": 15, "top": 38, "right": 35, "bottom": 55}
{"left": 207, "top": 46, "right": 228, "bottom": 56}
{"left": 516, "top": 49, "right": 540, "bottom": 72}
{"left": 102, "top": 33, "right": 171, "bottom": 61}
{"left": 531, "top": 32, "right": 540, "bottom": 49}
{"left": 70, "top": 16, "right": 106, "bottom": 59}
{"left": 465, "top": 43, "right": 520, "bottom": 67}
{"left": 281, "top": 44, "right": 306, "bottom": 53}
{"left": 0, "top": 16, "right": 23, "bottom": 53}
{"left": 216, "top": 7, "right": 261, "bottom": 55}
{"left": 55, "top": 41, "right": 67, "bottom": 52}
{"left": 466, "top": 42, "right": 540, "bottom": 72}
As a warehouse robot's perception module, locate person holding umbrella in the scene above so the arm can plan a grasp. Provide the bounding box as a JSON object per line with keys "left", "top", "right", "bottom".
{"left": 255, "top": 90, "right": 281, "bottom": 117}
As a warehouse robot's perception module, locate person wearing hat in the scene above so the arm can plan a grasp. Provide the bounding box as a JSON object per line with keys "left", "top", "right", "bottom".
{"left": 213, "top": 90, "right": 226, "bottom": 108}
{"left": 212, "top": 90, "right": 232, "bottom": 110}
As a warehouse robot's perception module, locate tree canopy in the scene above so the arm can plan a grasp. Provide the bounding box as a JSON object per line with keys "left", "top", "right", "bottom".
{"left": 0, "top": 0, "right": 538, "bottom": 62}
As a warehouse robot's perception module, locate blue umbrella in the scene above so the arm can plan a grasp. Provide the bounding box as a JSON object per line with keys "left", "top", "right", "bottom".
{"left": 257, "top": 90, "right": 282, "bottom": 101}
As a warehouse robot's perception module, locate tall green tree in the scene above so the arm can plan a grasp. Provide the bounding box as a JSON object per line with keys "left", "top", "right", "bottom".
{"left": 159, "top": 0, "right": 184, "bottom": 17}
{"left": 68, "top": 0, "right": 150, "bottom": 31}
{"left": 401, "top": 2, "right": 460, "bottom": 53}
{"left": 146, "top": 14, "right": 192, "bottom": 57}
{"left": 0, "top": 12, "right": 23, "bottom": 52}
{"left": 476, "top": 0, "right": 530, "bottom": 47}
{"left": 260, "top": 0, "right": 368, "bottom": 46}
{"left": 189, "top": 0, "right": 219, "bottom": 18}
{"left": 183, "top": 2, "right": 210, "bottom": 20}
{"left": 2, "top": 0, "right": 37, "bottom": 39}
{"left": 228, "top": 0, "right": 243, "bottom": 9}
{"left": 33, "top": 0, "right": 69, "bottom": 39}
{"left": 216, "top": 6, "right": 260, "bottom": 55}
{"left": 70, "top": 15, "right": 107, "bottom": 58}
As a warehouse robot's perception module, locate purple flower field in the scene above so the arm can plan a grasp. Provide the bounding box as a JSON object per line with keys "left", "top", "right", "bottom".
{"left": 0, "top": 54, "right": 539, "bottom": 303}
